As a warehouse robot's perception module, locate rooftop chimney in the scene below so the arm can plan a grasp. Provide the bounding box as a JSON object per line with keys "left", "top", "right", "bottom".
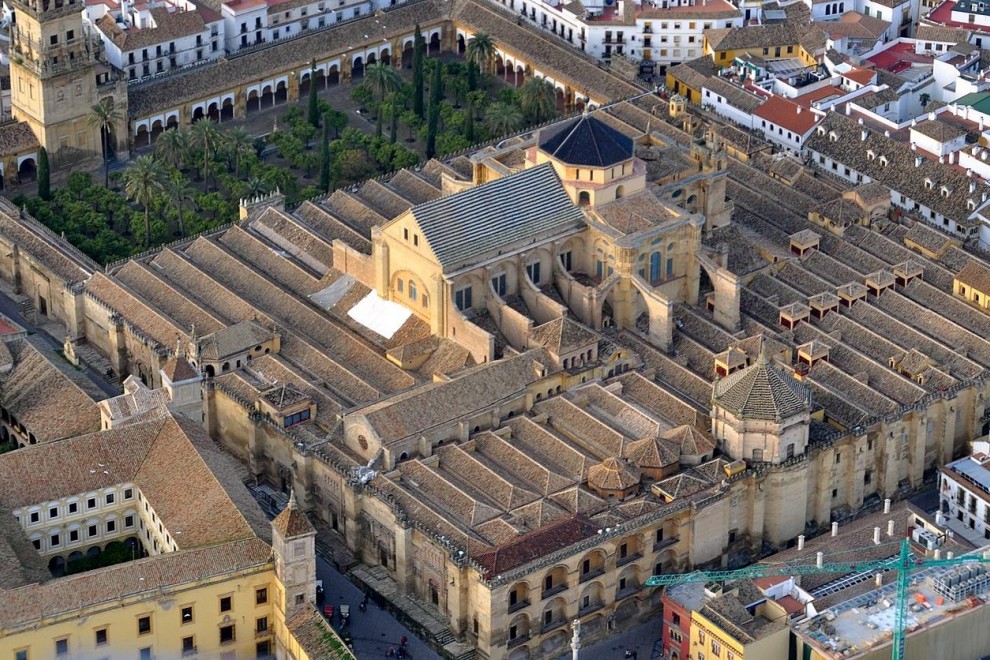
{"left": 862, "top": 130, "right": 869, "bottom": 141}
{"left": 846, "top": 104, "right": 852, "bottom": 116}
{"left": 936, "top": 511, "right": 945, "bottom": 525}
{"left": 971, "top": 181, "right": 977, "bottom": 194}
{"left": 940, "top": 155, "right": 945, "bottom": 164}
{"left": 797, "top": 105, "right": 803, "bottom": 114}
{"left": 884, "top": 130, "right": 890, "bottom": 137}
{"left": 858, "top": 117, "right": 864, "bottom": 125}
{"left": 983, "top": 191, "right": 988, "bottom": 203}
{"left": 798, "top": 535, "right": 805, "bottom": 550}
{"left": 948, "top": 551, "right": 954, "bottom": 560}
{"left": 912, "top": 118, "right": 917, "bottom": 127}
{"left": 875, "top": 573, "right": 883, "bottom": 587}
{"left": 817, "top": 552, "right": 824, "bottom": 568}
{"left": 874, "top": 527, "right": 881, "bottom": 544}
{"left": 911, "top": 142, "right": 918, "bottom": 151}
{"left": 916, "top": 156, "right": 924, "bottom": 167}
{"left": 884, "top": 498, "right": 891, "bottom": 514}
{"left": 929, "top": 111, "right": 936, "bottom": 121}
{"left": 832, "top": 522, "right": 839, "bottom": 536}
{"left": 935, "top": 548, "right": 942, "bottom": 559}
{"left": 888, "top": 519, "right": 895, "bottom": 536}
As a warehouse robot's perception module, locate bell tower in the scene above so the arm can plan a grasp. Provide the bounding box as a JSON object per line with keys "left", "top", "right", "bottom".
{"left": 7, "top": 0, "right": 116, "bottom": 160}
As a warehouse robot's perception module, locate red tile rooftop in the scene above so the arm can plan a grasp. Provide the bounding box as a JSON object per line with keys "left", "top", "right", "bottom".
{"left": 0, "top": 319, "right": 18, "bottom": 335}
{"left": 753, "top": 95, "right": 822, "bottom": 134}
{"left": 775, "top": 594, "right": 805, "bottom": 616}
{"left": 927, "top": 0, "right": 990, "bottom": 31}
{"left": 843, "top": 67, "right": 877, "bottom": 85}
{"left": 867, "top": 41, "right": 932, "bottom": 73}
{"left": 793, "top": 85, "right": 844, "bottom": 107}
{"left": 752, "top": 575, "right": 789, "bottom": 590}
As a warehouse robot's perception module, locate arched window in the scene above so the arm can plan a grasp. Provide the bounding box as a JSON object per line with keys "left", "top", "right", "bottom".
{"left": 397, "top": 279, "right": 404, "bottom": 293}
{"left": 409, "top": 281, "right": 418, "bottom": 302}
{"left": 649, "top": 252, "right": 661, "bottom": 282}
{"left": 578, "top": 191, "right": 590, "bottom": 206}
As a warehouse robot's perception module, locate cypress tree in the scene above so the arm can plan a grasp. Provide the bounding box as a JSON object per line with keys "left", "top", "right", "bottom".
{"left": 430, "top": 60, "right": 443, "bottom": 107}
{"left": 376, "top": 110, "right": 383, "bottom": 138}
{"left": 412, "top": 25, "right": 425, "bottom": 119}
{"left": 426, "top": 100, "right": 438, "bottom": 159}
{"left": 307, "top": 58, "right": 320, "bottom": 128}
{"left": 467, "top": 61, "right": 478, "bottom": 92}
{"left": 319, "top": 114, "right": 331, "bottom": 193}
{"left": 390, "top": 103, "right": 399, "bottom": 144}
{"left": 465, "top": 96, "right": 475, "bottom": 144}
{"left": 37, "top": 147, "right": 50, "bottom": 201}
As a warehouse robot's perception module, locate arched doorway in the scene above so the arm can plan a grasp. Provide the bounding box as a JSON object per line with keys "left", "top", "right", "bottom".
{"left": 616, "top": 184, "right": 625, "bottom": 199}
{"left": 48, "top": 555, "right": 66, "bottom": 576}
{"left": 579, "top": 191, "right": 590, "bottom": 206}
{"left": 429, "top": 32, "right": 441, "bottom": 55}
{"left": 135, "top": 125, "right": 150, "bottom": 148}
{"left": 18, "top": 157, "right": 36, "bottom": 182}
{"left": 207, "top": 102, "right": 219, "bottom": 122}
{"left": 192, "top": 106, "right": 205, "bottom": 122}
{"left": 165, "top": 115, "right": 179, "bottom": 132}
{"left": 381, "top": 48, "right": 391, "bottom": 65}
{"left": 299, "top": 72, "right": 311, "bottom": 97}
{"left": 247, "top": 90, "right": 260, "bottom": 114}
{"left": 260, "top": 85, "right": 274, "bottom": 108}
{"left": 457, "top": 34, "right": 465, "bottom": 54}
{"left": 352, "top": 56, "right": 365, "bottom": 79}
{"left": 402, "top": 41, "right": 415, "bottom": 68}
{"left": 149, "top": 119, "right": 164, "bottom": 145}
{"left": 429, "top": 579, "right": 440, "bottom": 607}
{"left": 367, "top": 51, "right": 378, "bottom": 66}
{"left": 328, "top": 65, "right": 340, "bottom": 85}
{"left": 274, "top": 80, "right": 287, "bottom": 104}
{"left": 221, "top": 98, "right": 234, "bottom": 121}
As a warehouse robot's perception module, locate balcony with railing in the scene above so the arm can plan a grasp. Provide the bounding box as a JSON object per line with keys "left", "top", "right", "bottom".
{"left": 654, "top": 535, "right": 679, "bottom": 552}
{"left": 507, "top": 633, "right": 531, "bottom": 648}
{"left": 541, "top": 584, "right": 567, "bottom": 600}
{"left": 617, "top": 551, "right": 643, "bottom": 567}
{"left": 541, "top": 618, "right": 567, "bottom": 634}
{"left": 578, "top": 567, "right": 605, "bottom": 584}
{"left": 508, "top": 598, "right": 531, "bottom": 614}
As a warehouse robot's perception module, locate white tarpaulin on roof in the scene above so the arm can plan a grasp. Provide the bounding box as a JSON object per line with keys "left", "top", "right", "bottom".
{"left": 347, "top": 290, "right": 411, "bottom": 340}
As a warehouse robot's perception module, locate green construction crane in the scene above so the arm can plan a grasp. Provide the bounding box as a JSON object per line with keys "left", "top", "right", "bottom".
{"left": 645, "top": 537, "right": 990, "bottom": 660}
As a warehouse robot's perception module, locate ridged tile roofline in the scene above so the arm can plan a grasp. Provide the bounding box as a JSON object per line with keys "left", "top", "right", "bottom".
{"left": 712, "top": 347, "right": 810, "bottom": 421}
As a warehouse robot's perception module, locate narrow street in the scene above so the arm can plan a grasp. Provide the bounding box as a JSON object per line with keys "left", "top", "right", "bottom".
{"left": 316, "top": 556, "right": 438, "bottom": 659}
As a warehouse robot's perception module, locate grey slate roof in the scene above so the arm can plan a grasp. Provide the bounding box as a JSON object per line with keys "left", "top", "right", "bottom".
{"left": 712, "top": 350, "right": 809, "bottom": 421}
{"left": 538, "top": 114, "right": 635, "bottom": 168}
{"left": 412, "top": 163, "right": 584, "bottom": 272}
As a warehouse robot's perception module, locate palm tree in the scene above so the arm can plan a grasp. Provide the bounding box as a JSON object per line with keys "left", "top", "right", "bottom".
{"left": 466, "top": 33, "right": 496, "bottom": 76}
{"left": 365, "top": 62, "right": 403, "bottom": 109}
{"left": 156, "top": 128, "right": 189, "bottom": 170}
{"left": 519, "top": 77, "right": 557, "bottom": 123}
{"left": 224, "top": 127, "right": 253, "bottom": 178}
{"left": 484, "top": 102, "right": 524, "bottom": 137}
{"left": 88, "top": 99, "right": 121, "bottom": 188}
{"left": 163, "top": 170, "right": 195, "bottom": 237}
{"left": 123, "top": 156, "right": 166, "bottom": 247}
{"left": 189, "top": 120, "right": 222, "bottom": 192}
{"left": 246, "top": 176, "right": 269, "bottom": 199}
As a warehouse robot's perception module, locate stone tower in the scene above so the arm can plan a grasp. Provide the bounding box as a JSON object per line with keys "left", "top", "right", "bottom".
{"left": 7, "top": 0, "right": 122, "bottom": 162}
{"left": 271, "top": 491, "right": 318, "bottom": 620}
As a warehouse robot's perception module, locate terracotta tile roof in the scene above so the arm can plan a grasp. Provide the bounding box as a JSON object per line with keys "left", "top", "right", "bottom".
{"left": 587, "top": 456, "right": 641, "bottom": 491}
{"left": 668, "top": 56, "right": 718, "bottom": 91}
{"left": 285, "top": 604, "right": 353, "bottom": 659}
{"left": 0, "top": 338, "right": 103, "bottom": 443}
{"left": 0, "top": 121, "right": 40, "bottom": 157}
{"left": 352, "top": 351, "right": 547, "bottom": 445}
{"left": 956, "top": 259, "right": 990, "bottom": 292}
{"left": 704, "top": 21, "right": 802, "bottom": 51}
{"left": 911, "top": 118, "right": 967, "bottom": 143}
{"left": 703, "top": 77, "right": 766, "bottom": 113}
{"left": 273, "top": 491, "right": 316, "bottom": 537}
{"left": 473, "top": 516, "right": 597, "bottom": 578}
{"left": 95, "top": 6, "right": 211, "bottom": 52}
{"left": 712, "top": 349, "right": 809, "bottom": 421}
{"left": 843, "top": 67, "right": 877, "bottom": 86}
{"left": 806, "top": 112, "right": 990, "bottom": 225}
{"left": 625, "top": 435, "right": 679, "bottom": 469}
{"left": 661, "top": 424, "right": 716, "bottom": 456}
{"left": 197, "top": 319, "right": 272, "bottom": 360}
{"left": 530, "top": 317, "right": 600, "bottom": 355}
{"left": 592, "top": 190, "right": 683, "bottom": 235}
{"left": 129, "top": 0, "right": 450, "bottom": 117}
{"left": 915, "top": 24, "right": 970, "bottom": 44}
{"left": 753, "top": 96, "right": 822, "bottom": 136}
{"left": 160, "top": 355, "right": 198, "bottom": 381}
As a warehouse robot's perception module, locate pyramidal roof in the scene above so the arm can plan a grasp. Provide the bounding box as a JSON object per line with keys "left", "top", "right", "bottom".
{"left": 712, "top": 349, "right": 809, "bottom": 421}
{"left": 273, "top": 490, "right": 316, "bottom": 538}
{"left": 538, "top": 114, "right": 634, "bottom": 168}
